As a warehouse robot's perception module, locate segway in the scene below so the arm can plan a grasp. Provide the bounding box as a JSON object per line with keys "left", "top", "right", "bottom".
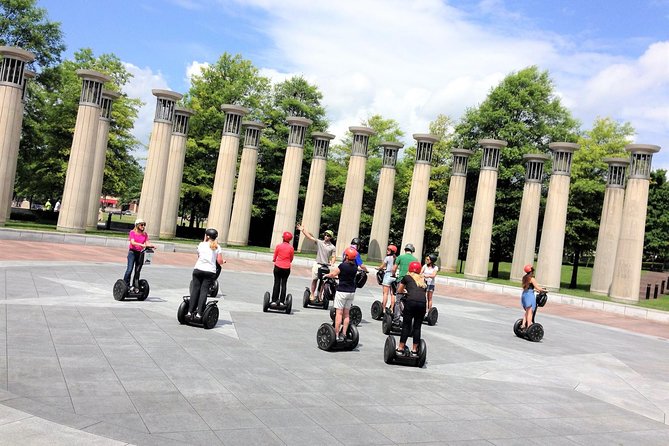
{"left": 328, "top": 269, "right": 367, "bottom": 325}
{"left": 113, "top": 248, "right": 154, "bottom": 301}
{"left": 177, "top": 295, "right": 219, "bottom": 329}
{"left": 316, "top": 322, "right": 359, "bottom": 351}
{"left": 423, "top": 307, "right": 438, "bottom": 326}
{"left": 382, "top": 297, "right": 404, "bottom": 335}
{"left": 383, "top": 335, "right": 427, "bottom": 368}
{"left": 263, "top": 291, "right": 292, "bottom": 314}
{"left": 513, "top": 290, "right": 547, "bottom": 342}
{"left": 190, "top": 263, "right": 221, "bottom": 298}
{"left": 371, "top": 280, "right": 398, "bottom": 320}
{"left": 303, "top": 264, "right": 335, "bottom": 310}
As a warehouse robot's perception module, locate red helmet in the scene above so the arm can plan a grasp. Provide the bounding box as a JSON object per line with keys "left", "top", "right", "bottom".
{"left": 387, "top": 244, "right": 397, "bottom": 254}
{"left": 523, "top": 264, "right": 534, "bottom": 274}
{"left": 282, "top": 231, "right": 293, "bottom": 242}
{"left": 409, "top": 261, "right": 421, "bottom": 274}
{"left": 344, "top": 247, "right": 358, "bottom": 261}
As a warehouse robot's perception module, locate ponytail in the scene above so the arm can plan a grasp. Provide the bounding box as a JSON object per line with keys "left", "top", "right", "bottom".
{"left": 209, "top": 239, "right": 219, "bottom": 250}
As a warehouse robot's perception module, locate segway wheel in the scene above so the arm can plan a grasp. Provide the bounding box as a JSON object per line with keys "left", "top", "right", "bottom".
{"left": 329, "top": 306, "right": 336, "bottom": 321}
{"left": 177, "top": 300, "right": 188, "bottom": 324}
{"left": 263, "top": 291, "right": 270, "bottom": 312}
{"left": 317, "top": 323, "right": 336, "bottom": 351}
{"left": 426, "top": 307, "right": 438, "bottom": 326}
{"left": 137, "top": 279, "right": 150, "bottom": 301}
{"left": 285, "top": 294, "right": 292, "bottom": 314}
{"left": 371, "top": 300, "right": 383, "bottom": 320}
{"left": 303, "top": 288, "right": 310, "bottom": 308}
{"left": 417, "top": 339, "right": 427, "bottom": 368}
{"left": 347, "top": 324, "right": 359, "bottom": 350}
{"left": 203, "top": 304, "right": 219, "bottom": 329}
{"left": 209, "top": 280, "right": 219, "bottom": 298}
{"left": 382, "top": 313, "right": 393, "bottom": 335}
{"left": 513, "top": 319, "right": 524, "bottom": 338}
{"left": 383, "top": 336, "right": 396, "bottom": 364}
{"left": 113, "top": 279, "right": 127, "bottom": 301}
{"left": 527, "top": 323, "right": 544, "bottom": 342}
{"left": 350, "top": 305, "right": 362, "bottom": 327}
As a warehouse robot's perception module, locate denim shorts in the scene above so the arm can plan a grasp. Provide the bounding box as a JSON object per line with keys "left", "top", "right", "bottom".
{"left": 521, "top": 290, "right": 536, "bottom": 310}
{"left": 382, "top": 271, "right": 394, "bottom": 286}
{"left": 426, "top": 284, "right": 435, "bottom": 292}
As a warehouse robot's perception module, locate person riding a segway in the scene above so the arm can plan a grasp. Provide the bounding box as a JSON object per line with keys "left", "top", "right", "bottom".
{"left": 421, "top": 253, "right": 439, "bottom": 326}
{"left": 372, "top": 244, "right": 398, "bottom": 320}
{"left": 182, "top": 228, "right": 225, "bottom": 327}
{"left": 113, "top": 218, "right": 155, "bottom": 301}
{"left": 296, "top": 223, "right": 336, "bottom": 307}
{"left": 325, "top": 247, "right": 361, "bottom": 343}
{"left": 513, "top": 264, "right": 547, "bottom": 342}
{"left": 383, "top": 261, "right": 428, "bottom": 367}
{"left": 263, "top": 231, "right": 294, "bottom": 314}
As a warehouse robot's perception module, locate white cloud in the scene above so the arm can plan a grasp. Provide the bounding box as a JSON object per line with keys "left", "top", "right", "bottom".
{"left": 122, "top": 62, "right": 171, "bottom": 163}
{"left": 185, "top": 61, "right": 210, "bottom": 85}
{"left": 222, "top": 0, "right": 668, "bottom": 168}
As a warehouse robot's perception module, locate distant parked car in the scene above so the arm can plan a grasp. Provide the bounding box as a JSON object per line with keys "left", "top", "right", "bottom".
{"left": 122, "top": 210, "right": 133, "bottom": 215}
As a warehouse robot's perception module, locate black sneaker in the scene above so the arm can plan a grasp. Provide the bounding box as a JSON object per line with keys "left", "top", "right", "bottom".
{"left": 337, "top": 334, "right": 345, "bottom": 343}
{"left": 185, "top": 313, "right": 193, "bottom": 322}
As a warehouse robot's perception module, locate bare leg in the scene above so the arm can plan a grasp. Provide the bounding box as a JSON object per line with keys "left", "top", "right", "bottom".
{"left": 523, "top": 307, "right": 533, "bottom": 328}
{"left": 334, "top": 308, "right": 343, "bottom": 336}
{"left": 342, "top": 307, "right": 350, "bottom": 338}
{"left": 427, "top": 291, "right": 433, "bottom": 310}
{"left": 382, "top": 285, "right": 389, "bottom": 309}
{"left": 310, "top": 279, "right": 317, "bottom": 300}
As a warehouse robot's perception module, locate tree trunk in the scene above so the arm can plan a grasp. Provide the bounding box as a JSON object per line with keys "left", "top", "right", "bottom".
{"left": 189, "top": 208, "right": 195, "bottom": 228}
{"left": 569, "top": 249, "right": 580, "bottom": 289}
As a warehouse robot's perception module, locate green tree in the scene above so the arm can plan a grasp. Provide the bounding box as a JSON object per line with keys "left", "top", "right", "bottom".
{"left": 566, "top": 117, "right": 633, "bottom": 288}
{"left": 645, "top": 170, "right": 669, "bottom": 264}
{"left": 451, "top": 66, "right": 580, "bottom": 277}
{"left": 0, "top": 0, "right": 65, "bottom": 70}
{"left": 181, "top": 53, "right": 271, "bottom": 228}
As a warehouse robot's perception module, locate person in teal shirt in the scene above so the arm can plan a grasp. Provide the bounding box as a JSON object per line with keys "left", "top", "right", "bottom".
{"left": 393, "top": 243, "right": 419, "bottom": 283}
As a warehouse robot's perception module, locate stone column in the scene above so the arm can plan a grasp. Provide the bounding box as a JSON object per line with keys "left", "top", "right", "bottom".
{"left": 57, "top": 70, "right": 112, "bottom": 233}
{"left": 227, "top": 121, "right": 266, "bottom": 246}
{"left": 464, "top": 139, "right": 507, "bottom": 281}
{"left": 438, "top": 149, "right": 473, "bottom": 272}
{"left": 3, "top": 68, "right": 34, "bottom": 222}
{"left": 297, "top": 131, "right": 335, "bottom": 253}
{"left": 159, "top": 107, "right": 194, "bottom": 239}
{"left": 207, "top": 105, "right": 249, "bottom": 244}
{"left": 590, "top": 158, "right": 629, "bottom": 295}
{"left": 336, "top": 126, "right": 375, "bottom": 257}
{"left": 368, "top": 141, "right": 403, "bottom": 261}
{"left": 609, "top": 144, "right": 661, "bottom": 303}
{"left": 536, "top": 142, "right": 579, "bottom": 291}
{"left": 401, "top": 134, "right": 439, "bottom": 257}
{"left": 270, "top": 117, "right": 312, "bottom": 248}
{"left": 85, "top": 90, "right": 120, "bottom": 231}
{"left": 136, "top": 89, "right": 183, "bottom": 238}
{"left": 0, "top": 47, "right": 34, "bottom": 226}
{"left": 510, "top": 154, "right": 549, "bottom": 282}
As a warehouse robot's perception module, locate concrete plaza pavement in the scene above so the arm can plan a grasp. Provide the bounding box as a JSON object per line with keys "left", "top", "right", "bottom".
{"left": 0, "top": 239, "right": 668, "bottom": 445}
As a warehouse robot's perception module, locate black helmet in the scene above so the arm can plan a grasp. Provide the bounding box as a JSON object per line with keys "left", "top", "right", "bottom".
{"left": 205, "top": 228, "right": 218, "bottom": 240}
{"left": 350, "top": 237, "right": 360, "bottom": 246}
{"left": 428, "top": 253, "right": 438, "bottom": 264}
{"left": 404, "top": 243, "right": 415, "bottom": 253}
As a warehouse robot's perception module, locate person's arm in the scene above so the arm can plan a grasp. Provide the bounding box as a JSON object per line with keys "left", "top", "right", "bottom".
{"left": 396, "top": 282, "right": 406, "bottom": 294}
{"left": 424, "top": 266, "right": 436, "bottom": 279}
{"left": 144, "top": 235, "right": 154, "bottom": 249}
{"left": 324, "top": 266, "right": 340, "bottom": 278}
{"left": 290, "top": 247, "right": 295, "bottom": 263}
{"left": 296, "top": 223, "right": 316, "bottom": 242}
{"left": 329, "top": 251, "right": 336, "bottom": 266}
{"left": 273, "top": 245, "right": 278, "bottom": 263}
{"left": 216, "top": 253, "right": 224, "bottom": 266}
{"left": 392, "top": 258, "right": 399, "bottom": 275}
{"left": 531, "top": 277, "right": 544, "bottom": 292}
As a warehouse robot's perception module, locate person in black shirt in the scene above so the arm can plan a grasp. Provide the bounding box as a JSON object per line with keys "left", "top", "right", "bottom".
{"left": 325, "top": 247, "right": 359, "bottom": 342}
{"left": 396, "top": 261, "right": 427, "bottom": 355}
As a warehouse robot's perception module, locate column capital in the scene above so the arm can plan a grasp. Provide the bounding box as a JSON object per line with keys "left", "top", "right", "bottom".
{"left": 603, "top": 157, "right": 629, "bottom": 188}
{"left": 152, "top": 89, "right": 183, "bottom": 102}
{"left": 242, "top": 120, "right": 266, "bottom": 130}
{"left": 0, "top": 47, "right": 34, "bottom": 88}
{"left": 626, "top": 144, "right": 660, "bottom": 179}
{"left": 349, "top": 126, "right": 375, "bottom": 157}
{"left": 172, "top": 106, "right": 194, "bottom": 135}
{"left": 77, "top": 70, "right": 111, "bottom": 107}
{"left": 478, "top": 138, "right": 507, "bottom": 171}
{"left": 76, "top": 69, "right": 111, "bottom": 84}
{"left": 152, "top": 89, "right": 182, "bottom": 123}
{"left": 414, "top": 133, "right": 438, "bottom": 164}
{"left": 21, "top": 69, "right": 35, "bottom": 102}
{"left": 242, "top": 121, "right": 265, "bottom": 149}
{"left": 312, "top": 132, "right": 335, "bottom": 159}
{"left": 380, "top": 141, "right": 403, "bottom": 168}
{"left": 0, "top": 46, "right": 35, "bottom": 63}
{"left": 287, "top": 117, "right": 312, "bottom": 147}
{"left": 99, "top": 90, "right": 121, "bottom": 121}
{"left": 451, "top": 148, "right": 474, "bottom": 177}
{"left": 548, "top": 142, "right": 579, "bottom": 176}
{"left": 312, "top": 131, "right": 335, "bottom": 141}
{"left": 523, "top": 153, "right": 549, "bottom": 182}
{"left": 221, "top": 104, "right": 250, "bottom": 116}
{"left": 287, "top": 116, "right": 313, "bottom": 127}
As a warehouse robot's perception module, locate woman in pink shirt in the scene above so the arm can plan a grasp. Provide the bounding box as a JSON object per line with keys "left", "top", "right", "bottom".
{"left": 124, "top": 218, "right": 154, "bottom": 291}
{"left": 271, "top": 231, "right": 295, "bottom": 304}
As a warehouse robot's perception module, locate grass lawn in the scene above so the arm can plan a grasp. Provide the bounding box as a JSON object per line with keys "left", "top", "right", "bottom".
{"left": 4, "top": 220, "right": 668, "bottom": 311}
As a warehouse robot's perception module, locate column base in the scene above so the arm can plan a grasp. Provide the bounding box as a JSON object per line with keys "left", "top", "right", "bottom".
{"left": 464, "top": 273, "right": 487, "bottom": 281}
{"left": 57, "top": 225, "right": 85, "bottom": 234}
{"left": 226, "top": 240, "right": 248, "bottom": 247}
{"left": 610, "top": 295, "right": 640, "bottom": 304}
{"left": 543, "top": 286, "right": 560, "bottom": 293}
{"left": 160, "top": 232, "right": 176, "bottom": 239}
{"left": 589, "top": 288, "right": 608, "bottom": 296}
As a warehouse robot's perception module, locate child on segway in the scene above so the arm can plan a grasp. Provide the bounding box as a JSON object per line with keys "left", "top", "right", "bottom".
{"left": 124, "top": 218, "right": 155, "bottom": 293}
{"left": 186, "top": 228, "right": 225, "bottom": 323}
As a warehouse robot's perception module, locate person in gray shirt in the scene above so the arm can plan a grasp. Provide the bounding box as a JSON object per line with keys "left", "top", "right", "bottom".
{"left": 296, "top": 223, "right": 336, "bottom": 301}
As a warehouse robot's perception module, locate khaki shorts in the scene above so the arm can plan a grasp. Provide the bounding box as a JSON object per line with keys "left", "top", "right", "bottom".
{"left": 334, "top": 291, "right": 355, "bottom": 309}
{"left": 311, "top": 263, "right": 329, "bottom": 280}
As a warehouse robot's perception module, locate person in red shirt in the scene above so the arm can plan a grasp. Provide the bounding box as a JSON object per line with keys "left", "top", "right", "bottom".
{"left": 272, "top": 231, "right": 295, "bottom": 304}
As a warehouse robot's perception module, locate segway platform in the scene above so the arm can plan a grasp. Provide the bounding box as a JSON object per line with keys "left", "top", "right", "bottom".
{"left": 383, "top": 335, "right": 426, "bottom": 367}
{"left": 316, "top": 322, "right": 359, "bottom": 351}
{"left": 177, "top": 296, "right": 219, "bottom": 329}
{"left": 263, "top": 291, "right": 292, "bottom": 314}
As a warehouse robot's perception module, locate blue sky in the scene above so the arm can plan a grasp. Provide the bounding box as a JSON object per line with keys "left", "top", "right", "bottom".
{"left": 40, "top": 0, "right": 669, "bottom": 168}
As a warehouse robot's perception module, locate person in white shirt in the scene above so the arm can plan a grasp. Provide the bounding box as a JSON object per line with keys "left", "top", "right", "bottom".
{"left": 421, "top": 254, "right": 439, "bottom": 311}
{"left": 187, "top": 228, "right": 225, "bottom": 322}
